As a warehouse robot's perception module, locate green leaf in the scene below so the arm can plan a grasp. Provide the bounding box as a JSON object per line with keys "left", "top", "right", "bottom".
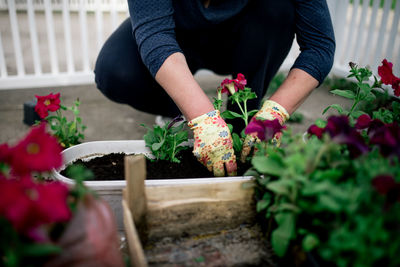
{"left": 232, "top": 133, "right": 243, "bottom": 154}
{"left": 322, "top": 104, "right": 344, "bottom": 115}
{"left": 271, "top": 212, "right": 295, "bottom": 257}
{"left": 257, "top": 199, "right": 271, "bottom": 212}
{"left": 248, "top": 109, "right": 259, "bottom": 117}
{"left": 221, "top": 110, "right": 242, "bottom": 119}
{"left": 315, "top": 118, "right": 327, "bottom": 128}
{"left": 266, "top": 180, "right": 291, "bottom": 196}
{"left": 152, "top": 141, "right": 164, "bottom": 151}
{"left": 318, "top": 194, "right": 341, "bottom": 212}
{"left": 251, "top": 155, "right": 284, "bottom": 176}
{"left": 351, "top": 110, "right": 366, "bottom": 118}
{"left": 22, "top": 243, "right": 62, "bottom": 257}
{"left": 331, "top": 89, "right": 356, "bottom": 99}
{"left": 302, "top": 234, "right": 320, "bottom": 252}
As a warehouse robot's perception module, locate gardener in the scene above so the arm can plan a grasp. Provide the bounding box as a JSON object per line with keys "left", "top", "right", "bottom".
{"left": 94, "top": 0, "right": 335, "bottom": 177}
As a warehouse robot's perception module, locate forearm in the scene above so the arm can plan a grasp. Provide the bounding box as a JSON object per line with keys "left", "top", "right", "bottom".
{"left": 269, "top": 68, "right": 318, "bottom": 115}
{"left": 155, "top": 52, "right": 214, "bottom": 120}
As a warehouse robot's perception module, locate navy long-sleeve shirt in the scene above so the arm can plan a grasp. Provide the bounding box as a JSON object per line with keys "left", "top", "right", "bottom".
{"left": 128, "top": 0, "right": 335, "bottom": 85}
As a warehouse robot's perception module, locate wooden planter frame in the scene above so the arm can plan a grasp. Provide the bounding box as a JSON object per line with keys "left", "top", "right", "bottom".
{"left": 122, "top": 155, "right": 256, "bottom": 267}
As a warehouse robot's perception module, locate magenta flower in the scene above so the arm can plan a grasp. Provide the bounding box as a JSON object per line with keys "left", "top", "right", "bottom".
{"left": 355, "top": 114, "right": 372, "bottom": 129}
{"left": 307, "top": 125, "right": 325, "bottom": 139}
{"left": 218, "top": 73, "right": 247, "bottom": 95}
{"left": 372, "top": 175, "right": 400, "bottom": 208}
{"left": 378, "top": 59, "right": 400, "bottom": 96}
{"left": 245, "top": 118, "right": 284, "bottom": 141}
{"left": 369, "top": 121, "right": 400, "bottom": 158}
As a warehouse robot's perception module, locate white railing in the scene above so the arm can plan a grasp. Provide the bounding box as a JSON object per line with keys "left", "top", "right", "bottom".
{"left": 0, "top": 0, "right": 399, "bottom": 90}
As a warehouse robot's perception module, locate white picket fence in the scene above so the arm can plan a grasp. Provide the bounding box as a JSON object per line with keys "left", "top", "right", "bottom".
{"left": 0, "top": 0, "right": 399, "bottom": 90}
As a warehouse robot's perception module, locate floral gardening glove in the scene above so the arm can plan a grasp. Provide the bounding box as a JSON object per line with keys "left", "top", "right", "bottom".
{"left": 240, "top": 100, "right": 289, "bottom": 162}
{"left": 188, "top": 110, "right": 237, "bottom": 177}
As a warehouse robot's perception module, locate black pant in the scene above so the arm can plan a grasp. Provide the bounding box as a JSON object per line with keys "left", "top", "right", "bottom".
{"left": 94, "top": 0, "right": 295, "bottom": 123}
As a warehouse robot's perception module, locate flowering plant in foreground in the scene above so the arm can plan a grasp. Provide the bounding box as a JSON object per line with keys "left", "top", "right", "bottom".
{"left": 0, "top": 125, "right": 123, "bottom": 267}
{"left": 244, "top": 60, "right": 400, "bottom": 267}
{"left": 35, "top": 92, "right": 86, "bottom": 148}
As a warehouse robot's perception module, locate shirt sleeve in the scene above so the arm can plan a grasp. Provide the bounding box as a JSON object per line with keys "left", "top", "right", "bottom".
{"left": 292, "top": 0, "right": 336, "bottom": 85}
{"left": 127, "top": 0, "right": 182, "bottom": 77}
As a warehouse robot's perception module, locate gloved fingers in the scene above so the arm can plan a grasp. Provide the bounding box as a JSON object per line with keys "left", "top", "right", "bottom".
{"left": 240, "top": 134, "right": 259, "bottom": 163}
{"left": 225, "top": 160, "right": 237, "bottom": 176}
{"left": 213, "top": 160, "right": 225, "bottom": 177}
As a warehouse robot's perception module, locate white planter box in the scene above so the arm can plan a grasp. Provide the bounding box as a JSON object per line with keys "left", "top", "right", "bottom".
{"left": 52, "top": 140, "right": 253, "bottom": 230}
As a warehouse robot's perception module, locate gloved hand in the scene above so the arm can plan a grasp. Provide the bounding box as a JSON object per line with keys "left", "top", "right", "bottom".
{"left": 240, "top": 100, "right": 289, "bottom": 162}
{"left": 188, "top": 110, "right": 237, "bottom": 177}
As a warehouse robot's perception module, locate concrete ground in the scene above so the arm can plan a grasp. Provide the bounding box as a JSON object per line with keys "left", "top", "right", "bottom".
{"left": 0, "top": 71, "right": 348, "bottom": 146}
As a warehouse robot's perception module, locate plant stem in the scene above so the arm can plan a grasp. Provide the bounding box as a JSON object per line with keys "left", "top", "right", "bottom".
{"left": 235, "top": 99, "right": 248, "bottom": 126}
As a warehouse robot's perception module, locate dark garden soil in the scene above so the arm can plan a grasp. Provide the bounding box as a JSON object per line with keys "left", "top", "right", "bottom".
{"left": 61, "top": 149, "right": 252, "bottom": 180}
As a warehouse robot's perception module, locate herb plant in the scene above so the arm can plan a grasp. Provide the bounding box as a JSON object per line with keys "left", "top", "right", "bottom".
{"left": 141, "top": 116, "right": 189, "bottom": 163}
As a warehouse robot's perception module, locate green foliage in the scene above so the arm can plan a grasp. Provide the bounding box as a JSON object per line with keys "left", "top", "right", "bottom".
{"left": 252, "top": 132, "right": 400, "bottom": 265}
{"left": 44, "top": 99, "right": 86, "bottom": 148}
{"left": 141, "top": 119, "right": 189, "bottom": 163}
{"left": 324, "top": 63, "right": 400, "bottom": 124}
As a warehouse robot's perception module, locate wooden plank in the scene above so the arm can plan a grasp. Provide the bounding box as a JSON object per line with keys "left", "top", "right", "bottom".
{"left": 124, "top": 155, "right": 147, "bottom": 224}
{"left": 144, "top": 180, "right": 255, "bottom": 241}
{"left": 122, "top": 192, "right": 147, "bottom": 267}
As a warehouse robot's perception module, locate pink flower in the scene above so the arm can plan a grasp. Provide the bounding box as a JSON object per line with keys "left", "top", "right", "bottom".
{"left": 9, "top": 124, "right": 63, "bottom": 175}
{"left": 35, "top": 92, "right": 61, "bottom": 119}
{"left": 378, "top": 59, "right": 400, "bottom": 96}
{"left": 355, "top": 114, "right": 372, "bottom": 129}
{"left": 245, "top": 118, "right": 284, "bottom": 141}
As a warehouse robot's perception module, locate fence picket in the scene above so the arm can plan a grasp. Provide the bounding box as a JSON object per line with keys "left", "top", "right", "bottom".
{"left": 62, "top": 0, "right": 75, "bottom": 73}
{"left": 353, "top": 0, "right": 370, "bottom": 63}
{"left": 361, "top": 0, "right": 380, "bottom": 66}
{"left": 0, "top": 0, "right": 399, "bottom": 90}
{"left": 385, "top": 0, "right": 400, "bottom": 62}
{"left": 373, "top": 0, "right": 392, "bottom": 70}
{"left": 79, "top": 0, "right": 90, "bottom": 72}
{"left": 333, "top": 0, "right": 349, "bottom": 67}
{"left": 343, "top": 0, "right": 360, "bottom": 63}
{"left": 95, "top": 0, "right": 104, "bottom": 52}
{"left": 0, "top": 33, "right": 7, "bottom": 77}
{"left": 8, "top": 0, "right": 25, "bottom": 76}
{"left": 44, "top": 0, "right": 59, "bottom": 74}
{"left": 27, "top": 0, "right": 42, "bottom": 75}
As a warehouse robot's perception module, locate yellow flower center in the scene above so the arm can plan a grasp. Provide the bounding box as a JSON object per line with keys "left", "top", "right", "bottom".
{"left": 44, "top": 99, "right": 51, "bottom": 106}
{"left": 26, "top": 143, "right": 40, "bottom": 155}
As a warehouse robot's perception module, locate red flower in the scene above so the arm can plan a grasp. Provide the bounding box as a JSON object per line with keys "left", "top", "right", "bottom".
{"left": 372, "top": 174, "right": 400, "bottom": 205}
{"left": 234, "top": 73, "right": 247, "bottom": 90}
{"left": 307, "top": 125, "right": 325, "bottom": 139}
{"left": 0, "top": 143, "right": 11, "bottom": 163}
{"left": 218, "top": 73, "right": 247, "bottom": 95}
{"left": 35, "top": 182, "right": 71, "bottom": 225}
{"left": 9, "top": 124, "right": 62, "bottom": 174}
{"left": 378, "top": 59, "right": 400, "bottom": 96}
{"left": 0, "top": 177, "right": 71, "bottom": 239}
{"left": 245, "top": 118, "right": 284, "bottom": 141}
{"left": 35, "top": 92, "right": 61, "bottom": 119}
{"left": 355, "top": 114, "right": 372, "bottom": 129}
